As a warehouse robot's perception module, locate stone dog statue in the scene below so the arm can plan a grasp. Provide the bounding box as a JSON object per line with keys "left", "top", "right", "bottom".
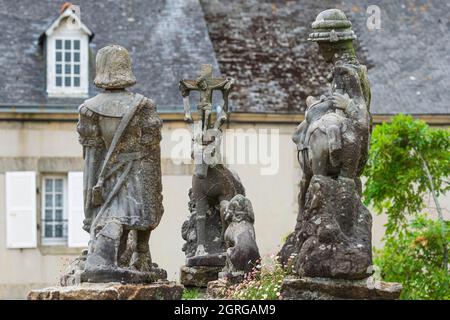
{"left": 221, "top": 194, "right": 260, "bottom": 275}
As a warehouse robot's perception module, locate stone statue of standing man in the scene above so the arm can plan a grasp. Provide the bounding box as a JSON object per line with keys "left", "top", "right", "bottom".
{"left": 71, "top": 45, "right": 166, "bottom": 283}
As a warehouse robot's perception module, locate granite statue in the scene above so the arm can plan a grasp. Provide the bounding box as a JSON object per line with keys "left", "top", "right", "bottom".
{"left": 63, "top": 45, "right": 166, "bottom": 284}
{"left": 179, "top": 63, "right": 234, "bottom": 133}
{"left": 179, "top": 66, "right": 256, "bottom": 287}
{"left": 221, "top": 194, "right": 260, "bottom": 276}
{"left": 179, "top": 65, "right": 244, "bottom": 265}
{"left": 280, "top": 9, "right": 373, "bottom": 280}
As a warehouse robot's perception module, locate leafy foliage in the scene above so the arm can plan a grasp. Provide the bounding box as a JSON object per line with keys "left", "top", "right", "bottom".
{"left": 374, "top": 215, "right": 449, "bottom": 299}
{"left": 363, "top": 114, "right": 450, "bottom": 234}
{"left": 363, "top": 114, "right": 449, "bottom": 299}
{"left": 182, "top": 288, "right": 201, "bottom": 300}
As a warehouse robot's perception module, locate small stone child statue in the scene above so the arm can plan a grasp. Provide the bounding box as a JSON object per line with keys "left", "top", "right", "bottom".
{"left": 74, "top": 45, "right": 165, "bottom": 283}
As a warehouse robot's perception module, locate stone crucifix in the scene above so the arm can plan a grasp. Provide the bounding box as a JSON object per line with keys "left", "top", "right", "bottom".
{"left": 179, "top": 64, "right": 234, "bottom": 140}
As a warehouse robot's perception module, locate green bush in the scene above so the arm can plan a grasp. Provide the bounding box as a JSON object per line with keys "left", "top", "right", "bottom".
{"left": 374, "top": 215, "right": 449, "bottom": 299}
{"left": 182, "top": 288, "right": 201, "bottom": 300}
{"left": 363, "top": 114, "right": 449, "bottom": 299}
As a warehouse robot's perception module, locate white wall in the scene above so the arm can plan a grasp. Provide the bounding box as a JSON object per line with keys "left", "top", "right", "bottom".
{"left": 0, "top": 120, "right": 448, "bottom": 299}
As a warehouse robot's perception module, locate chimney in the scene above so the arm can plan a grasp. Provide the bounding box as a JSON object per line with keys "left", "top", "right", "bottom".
{"left": 60, "top": 2, "right": 81, "bottom": 18}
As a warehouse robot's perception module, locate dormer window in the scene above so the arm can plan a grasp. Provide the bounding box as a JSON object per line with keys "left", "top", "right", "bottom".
{"left": 54, "top": 38, "right": 82, "bottom": 88}
{"left": 42, "top": 4, "right": 93, "bottom": 97}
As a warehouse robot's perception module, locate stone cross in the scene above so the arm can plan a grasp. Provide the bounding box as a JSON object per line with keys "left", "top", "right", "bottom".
{"left": 179, "top": 64, "right": 234, "bottom": 138}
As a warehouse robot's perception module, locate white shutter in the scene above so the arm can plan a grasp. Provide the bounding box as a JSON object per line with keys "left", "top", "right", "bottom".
{"left": 5, "top": 172, "right": 37, "bottom": 248}
{"left": 67, "top": 172, "right": 89, "bottom": 247}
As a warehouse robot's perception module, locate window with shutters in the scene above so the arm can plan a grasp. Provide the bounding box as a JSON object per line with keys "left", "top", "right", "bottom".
{"left": 41, "top": 176, "right": 68, "bottom": 245}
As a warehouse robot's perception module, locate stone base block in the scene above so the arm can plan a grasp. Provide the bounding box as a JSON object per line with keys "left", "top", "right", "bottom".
{"left": 186, "top": 253, "right": 226, "bottom": 268}
{"left": 206, "top": 279, "right": 229, "bottom": 299}
{"left": 27, "top": 281, "right": 183, "bottom": 300}
{"left": 218, "top": 271, "right": 245, "bottom": 285}
{"left": 281, "top": 276, "right": 402, "bottom": 300}
{"left": 180, "top": 265, "right": 222, "bottom": 288}
{"left": 61, "top": 267, "right": 167, "bottom": 286}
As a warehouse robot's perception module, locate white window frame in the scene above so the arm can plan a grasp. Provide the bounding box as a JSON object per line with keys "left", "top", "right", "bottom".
{"left": 41, "top": 175, "right": 69, "bottom": 246}
{"left": 46, "top": 19, "right": 89, "bottom": 97}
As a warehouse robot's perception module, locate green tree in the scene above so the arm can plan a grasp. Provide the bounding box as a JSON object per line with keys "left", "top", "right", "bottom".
{"left": 363, "top": 114, "right": 449, "bottom": 299}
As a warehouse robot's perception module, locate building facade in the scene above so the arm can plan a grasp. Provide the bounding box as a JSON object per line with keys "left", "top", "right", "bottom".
{"left": 0, "top": 0, "right": 448, "bottom": 298}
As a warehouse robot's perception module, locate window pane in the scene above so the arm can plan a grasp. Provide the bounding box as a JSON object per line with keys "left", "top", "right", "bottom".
{"left": 65, "top": 52, "right": 71, "bottom": 62}
{"left": 65, "top": 77, "right": 71, "bottom": 86}
{"left": 55, "top": 194, "right": 63, "bottom": 207}
{"left": 74, "top": 52, "right": 80, "bottom": 62}
{"left": 45, "top": 179, "right": 53, "bottom": 192}
{"left": 74, "top": 64, "right": 80, "bottom": 74}
{"left": 55, "top": 224, "right": 63, "bottom": 238}
{"left": 45, "top": 194, "right": 53, "bottom": 207}
{"left": 56, "top": 64, "right": 62, "bottom": 74}
{"left": 55, "top": 209, "right": 63, "bottom": 221}
{"left": 56, "top": 52, "right": 62, "bottom": 62}
{"left": 56, "top": 40, "right": 62, "bottom": 50}
{"left": 74, "top": 40, "right": 80, "bottom": 50}
{"left": 64, "top": 40, "right": 71, "bottom": 50}
{"left": 45, "top": 224, "right": 53, "bottom": 238}
{"left": 74, "top": 77, "right": 80, "bottom": 87}
{"left": 64, "top": 64, "right": 71, "bottom": 74}
{"left": 55, "top": 179, "right": 63, "bottom": 192}
{"left": 56, "top": 76, "right": 62, "bottom": 87}
{"left": 45, "top": 209, "right": 53, "bottom": 221}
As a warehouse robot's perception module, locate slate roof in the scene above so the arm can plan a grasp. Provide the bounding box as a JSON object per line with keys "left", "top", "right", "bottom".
{"left": 201, "top": 0, "right": 450, "bottom": 115}
{"left": 0, "top": 0, "right": 449, "bottom": 115}
{"left": 0, "top": 0, "right": 219, "bottom": 112}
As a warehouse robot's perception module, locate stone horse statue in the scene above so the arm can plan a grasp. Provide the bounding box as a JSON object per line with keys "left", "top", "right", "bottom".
{"left": 192, "top": 161, "right": 245, "bottom": 257}
{"left": 293, "top": 87, "right": 370, "bottom": 221}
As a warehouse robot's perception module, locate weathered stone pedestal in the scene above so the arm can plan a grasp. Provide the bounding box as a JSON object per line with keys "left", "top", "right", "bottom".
{"left": 61, "top": 265, "right": 168, "bottom": 286}
{"left": 280, "top": 175, "right": 373, "bottom": 280}
{"left": 206, "top": 278, "right": 229, "bottom": 299}
{"left": 280, "top": 276, "right": 402, "bottom": 300}
{"left": 206, "top": 272, "right": 245, "bottom": 299}
{"left": 180, "top": 265, "right": 223, "bottom": 288}
{"left": 27, "top": 281, "right": 183, "bottom": 300}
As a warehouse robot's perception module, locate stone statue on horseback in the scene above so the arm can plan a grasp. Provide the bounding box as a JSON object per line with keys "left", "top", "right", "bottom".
{"left": 280, "top": 9, "right": 374, "bottom": 280}
{"left": 292, "top": 9, "right": 371, "bottom": 222}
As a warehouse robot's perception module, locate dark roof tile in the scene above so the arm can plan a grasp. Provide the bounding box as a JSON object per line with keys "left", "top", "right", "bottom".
{"left": 0, "top": 0, "right": 219, "bottom": 111}
{"left": 200, "top": 0, "right": 450, "bottom": 115}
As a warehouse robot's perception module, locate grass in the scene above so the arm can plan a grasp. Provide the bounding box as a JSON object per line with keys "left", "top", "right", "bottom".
{"left": 182, "top": 288, "right": 201, "bottom": 300}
